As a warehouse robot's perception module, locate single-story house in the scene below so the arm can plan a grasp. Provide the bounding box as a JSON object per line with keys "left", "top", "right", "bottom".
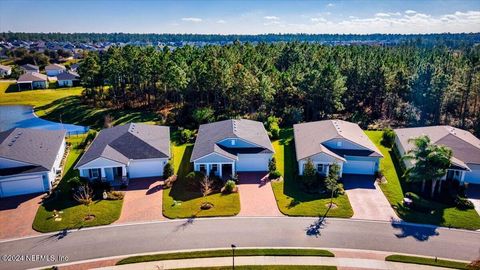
{"left": 57, "top": 71, "right": 80, "bottom": 87}
{"left": 45, "top": 63, "right": 66, "bottom": 76}
{"left": 395, "top": 126, "right": 480, "bottom": 184}
{"left": 20, "top": 64, "right": 39, "bottom": 73}
{"left": 0, "top": 128, "right": 66, "bottom": 198}
{"left": 17, "top": 72, "right": 48, "bottom": 90}
{"left": 190, "top": 119, "right": 274, "bottom": 178}
{"left": 0, "top": 64, "right": 12, "bottom": 77}
{"left": 75, "top": 123, "right": 171, "bottom": 184}
{"left": 294, "top": 120, "right": 383, "bottom": 176}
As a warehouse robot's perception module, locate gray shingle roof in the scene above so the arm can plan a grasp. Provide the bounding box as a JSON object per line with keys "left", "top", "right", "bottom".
{"left": 20, "top": 64, "right": 39, "bottom": 71}
{"left": 75, "top": 123, "right": 171, "bottom": 168}
{"left": 45, "top": 63, "right": 66, "bottom": 71}
{"left": 57, "top": 71, "right": 79, "bottom": 81}
{"left": 394, "top": 126, "right": 480, "bottom": 167}
{"left": 294, "top": 120, "right": 383, "bottom": 161}
{"left": 0, "top": 64, "right": 11, "bottom": 72}
{"left": 17, "top": 72, "right": 48, "bottom": 82}
{"left": 0, "top": 128, "right": 66, "bottom": 174}
{"left": 190, "top": 119, "right": 274, "bottom": 162}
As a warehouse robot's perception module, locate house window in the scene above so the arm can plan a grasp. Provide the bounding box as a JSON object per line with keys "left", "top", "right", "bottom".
{"left": 337, "top": 141, "right": 342, "bottom": 147}
{"left": 210, "top": 164, "right": 218, "bottom": 175}
{"left": 231, "top": 139, "right": 236, "bottom": 146}
{"left": 199, "top": 164, "right": 206, "bottom": 173}
{"left": 316, "top": 164, "right": 326, "bottom": 174}
{"left": 90, "top": 168, "right": 100, "bottom": 179}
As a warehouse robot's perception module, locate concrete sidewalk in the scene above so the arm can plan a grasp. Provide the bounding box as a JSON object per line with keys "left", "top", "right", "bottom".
{"left": 94, "top": 256, "right": 456, "bottom": 270}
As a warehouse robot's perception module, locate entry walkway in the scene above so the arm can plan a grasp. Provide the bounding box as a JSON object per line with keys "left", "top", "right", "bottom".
{"left": 466, "top": 184, "right": 480, "bottom": 217}
{"left": 343, "top": 174, "right": 399, "bottom": 221}
{"left": 237, "top": 172, "right": 283, "bottom": 217}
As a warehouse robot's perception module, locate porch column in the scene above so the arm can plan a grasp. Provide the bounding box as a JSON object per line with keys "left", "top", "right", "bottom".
{"left": 325, "top": 164, "right": 330, "bottom": 176}
{"left": 231, "top": 162, "right": 235, "bottom": 177}
{"left": 460, "top": 171, "right": 466, "bottom": 184}
{"left": 339, "top": 162, "right": 343, "bottom": 177}
{"left": 122, "top": 166, "right": 127, "bottom": 177}
{"left": 206, "top": 164, "right": 210, "bottom": 176}
{"left": 219, "top": 163, "right": 223, "bottom": 178}
{"left": 299, "top": 161, "right": 304, "bottom": 175}
{"left": 100, "top": 168, "right": 106, "bottom": 178}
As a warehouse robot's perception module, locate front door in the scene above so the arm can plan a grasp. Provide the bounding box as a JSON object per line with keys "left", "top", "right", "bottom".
{"left": 105, "top": 168, "right": 114, "bottom": 181}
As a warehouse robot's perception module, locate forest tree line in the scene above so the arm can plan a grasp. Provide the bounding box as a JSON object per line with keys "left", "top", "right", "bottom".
{"left": 2, "top": 32, "right": 480, "bottom": 47}
{"left": 77, "top": 42, "right": 480, "bottom": 135}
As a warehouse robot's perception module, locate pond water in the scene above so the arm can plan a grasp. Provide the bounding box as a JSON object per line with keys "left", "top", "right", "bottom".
{"left": 0, "top": 105, "right": 89, "bottom": 135}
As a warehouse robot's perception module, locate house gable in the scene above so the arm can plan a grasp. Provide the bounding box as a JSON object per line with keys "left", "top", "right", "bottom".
{"left": 194, "top": 152, "right": 236, "bottom": 164}
{"left": 323, "top": 138, "right": 370, "bottom": 151}
{"left": 0, "top": 157, "right": 34, "bottom": 169}
{"left": 76, "top": 157, "right": 125, "bottom": 169}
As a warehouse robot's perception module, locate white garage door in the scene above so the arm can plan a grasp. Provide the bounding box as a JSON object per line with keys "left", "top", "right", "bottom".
{"left": 0, "top": 175, "right": 45, "bottom": 198}
{"left": 343, "top": 160, "right": 376, "bottom": 175}
{"left": 236, "top": 154, "right": 269, "bottom": 172}
{"left": 128, "top": 159, "right": 165, "bottom": 179}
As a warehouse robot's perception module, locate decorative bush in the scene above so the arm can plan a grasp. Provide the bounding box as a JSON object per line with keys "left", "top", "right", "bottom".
{"left": 268, "top": 170, "right": 282, "bottom": 180}
{"left": 106, "top": 191, "right": 125, "bottom": 200}
{"left": 180, "top": 129, "right": 194, "bottom": 144}
{"left": 381, "top": 128, "right": 395, "bottom": 148}
{"left": 163, "top": 162, "right": 174, "bottom": 179}
{"left": 455, "top": 196, "right": 474, "bottom": 210}
{"left": 222, "top": 180, "right": 237, "bottom": 194}
{"left": 266, "top": 116, "right": 280, "bottom": 139}
{"left": 268, "top": 157, "right": 277, "bottom": 173}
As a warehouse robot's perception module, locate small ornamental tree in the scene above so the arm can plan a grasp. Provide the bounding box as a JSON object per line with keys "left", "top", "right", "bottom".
{"left": 73, "top": 185, "right": 94, "bottom": 220}
{"left": 163, "top": 162, "right": 174, "bottom": 179}
{"left": 302, "top": 159, "right": 317, "bottom": 188}
{"left": 200, "top": 176, "right": 214, "bottom": 209}
{"left": 381, "top": 128, "right": 395, "bottom": 148}
{"left": 325, "top": 163, "right": 341, "bottom": 205}
{"left": 268, "top": 157, "right": 277, "bottom": 173}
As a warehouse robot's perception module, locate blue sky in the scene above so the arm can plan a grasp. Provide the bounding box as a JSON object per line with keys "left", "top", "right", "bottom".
{"left": 0, "top": 0, "right": 479, "bottom": 34}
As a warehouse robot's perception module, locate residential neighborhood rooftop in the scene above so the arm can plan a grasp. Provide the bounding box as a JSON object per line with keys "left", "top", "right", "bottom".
{"left": 17, "top": 72, "right": 48, "bottom": 82}
{"left": 294, "top": 120, "right": 383, "bottom": 161}
{"left": 75, "top": 123, "right": 170, "bottom": 168}
{"left": 0, "top": 128, "right": 66, "bottom": 175}
{"left": 0, "top": 64, "right": 11, "bottom": 71}
{"left": 395, "top": 126, "right": 480, "bottom": 168}
{"left": 56, "top": 70, "right": 79, "bottom": 80}
{"left": 190, "top": 119, "right": 274, "bottom": 161}
{"left": 20, "top": 63, "right": 39, "bottom": 71}
{"left": 45, "top": 63, "right": 66, "bottom": 71}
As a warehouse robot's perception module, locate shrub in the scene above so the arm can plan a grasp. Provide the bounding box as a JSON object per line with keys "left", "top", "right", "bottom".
{"left": 268, "top": 170, "right": 282, "bottom": 180}
{"left": 193, "top": 107, "right": 215, "bottom": 125}
{"left": 336, "top": 183, "right": 345, "bottom": 195}
{"left": 266, "top": 116, "right": 280, "bottom": 139}
{"left": 268, "top": 157, "right": 277, "bottom": 173}
{"left": 106, "top": 191, "right": 125, "bottom": 200}
{"left": 381, "top": 128, "right": 395, "bottom": 148}
{"left": 222, "top": 180, "right": 237, "bottom": 194}
{"left": 180, "top": 129, "right": 194, "bottom": 144}
{"left": 68, "top": 176, "right": 83, "bottom": 188}
{"left": 455, "top": 196, "right": 474, "bottom": 210}
{"left": 90, "top": 179, "right": 111, "bottom": 192}
{"left": 163, "top": 162, "right": 174, "bottom": 179}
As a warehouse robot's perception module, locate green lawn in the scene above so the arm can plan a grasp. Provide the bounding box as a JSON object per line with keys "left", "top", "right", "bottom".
{"left": 162, "top": 133, "right": 240, "bottom": 218}
{"left": 32, "top": 134, "right": 123, "bottom": 233}
{"left": 0, "top": 81, "right": 160, "bottom": 130}
{"left": 117, "top": 248, "right": 334, "bottom": 265}
{"left": 386, "top": 255, "right": 469, "bottom": 269}
{"left": 365, "top": 130, "right": 480, "bottom": 230}
{"left": 270, "top": 129, "right": 353, "bottom": 217}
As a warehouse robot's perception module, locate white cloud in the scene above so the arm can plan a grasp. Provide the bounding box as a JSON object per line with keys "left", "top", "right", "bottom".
{"left": 264, "top": 20, "right": 281, "bottom": 26}
{"left": 181, "top": 17, "right": 202, "bottom": 22}
{"left": 310, "top": 17, "right": 327, "bottom": 23}
{"left": 405, "top": 10, "right": 417, "bottom": 14}
{"left": 264, "top": 16, "right": 280, "bottom": 20}
{"left": 216, "top": 19, "right": 226, "bottom": 24}
{"left": 327, "top": 3, "right": 334, "bottom": 7}
{"left": 375, "top": 12, "right": 401, "bottom": 17}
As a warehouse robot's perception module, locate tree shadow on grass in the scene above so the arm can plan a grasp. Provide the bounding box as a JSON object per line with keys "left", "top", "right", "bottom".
{"left": 168, "top": 145, "right": 200, "bottom": 202}
{"left": 4, "top": 83, "right": 19, "bottom": 93}
{"left": 36, "top": 96, "right": 161, "bottom": 130}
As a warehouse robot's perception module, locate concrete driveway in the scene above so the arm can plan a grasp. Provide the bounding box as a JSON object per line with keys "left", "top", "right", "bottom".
{"left": 115, "top": 178, "right": 165, "bottom": 224}
{"left": 342, "top": 174, "right": 398, "bottom": 221}
{"left": 237, "top": 172, "right": 282, "bottom": 217}
{"left": 0, "top": 193, "right": 42, "bottom": 239}
{"left": 466, "top": 184, "right": 480, "bottom": 216}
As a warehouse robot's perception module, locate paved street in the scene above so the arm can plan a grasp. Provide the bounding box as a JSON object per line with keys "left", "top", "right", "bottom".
{"left": 0, "top": 217, "right": 479, "bottom": 270}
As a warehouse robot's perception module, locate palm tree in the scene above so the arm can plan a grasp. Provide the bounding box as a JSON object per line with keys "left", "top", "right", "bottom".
{"left": 403, "top": 135, "right": 452, "bottom": 198}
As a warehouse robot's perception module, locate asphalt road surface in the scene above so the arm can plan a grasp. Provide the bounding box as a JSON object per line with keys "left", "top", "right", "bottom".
{"left": 0, "top": 217, "right": 479, "bottom": 270}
